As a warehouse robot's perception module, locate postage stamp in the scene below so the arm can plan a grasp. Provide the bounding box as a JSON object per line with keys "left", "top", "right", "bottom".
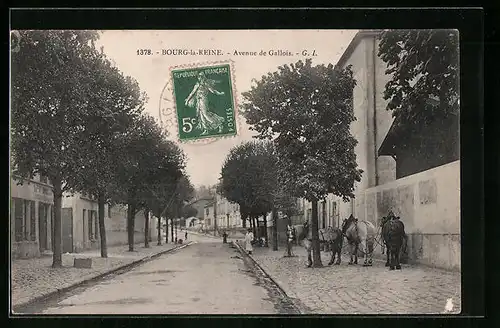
{"left": 170, "top": 62, "right": 237, "bottom": 142}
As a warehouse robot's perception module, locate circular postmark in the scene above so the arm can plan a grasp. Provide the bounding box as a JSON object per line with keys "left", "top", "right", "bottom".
{"left": 11, "top": 30, "right": 21, "bottom": 53}
{"left": 159, "top": 60, "right": 241, "bottom": 145}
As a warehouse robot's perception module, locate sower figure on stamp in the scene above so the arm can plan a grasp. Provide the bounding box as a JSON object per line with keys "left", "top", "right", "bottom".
{"left": 184, "top": 71, "right": 225, "bottom": 135}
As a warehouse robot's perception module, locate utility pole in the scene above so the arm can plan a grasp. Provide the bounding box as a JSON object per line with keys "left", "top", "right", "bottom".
{"left": 227, "top": 213, "right": 230, "bottom": 229}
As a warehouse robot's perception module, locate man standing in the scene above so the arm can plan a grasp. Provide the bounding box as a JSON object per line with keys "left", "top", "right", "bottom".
{"left": 185, "top": 231, "right": 188, "bottom": 240}
{"left": 285, "top": 224, "right": 294, "bottom": 257}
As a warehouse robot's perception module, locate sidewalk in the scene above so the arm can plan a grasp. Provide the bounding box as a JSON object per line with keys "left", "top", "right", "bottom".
{"left": 237, "top": 242, "right": 461, "bottom": 314}
{"left": 11, "top": 241, "right": 183, "bottom": 308}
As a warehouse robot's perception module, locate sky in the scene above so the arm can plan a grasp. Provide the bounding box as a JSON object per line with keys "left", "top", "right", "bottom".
{"left": 96, "top": 30, "right": 358, "bottom": 188}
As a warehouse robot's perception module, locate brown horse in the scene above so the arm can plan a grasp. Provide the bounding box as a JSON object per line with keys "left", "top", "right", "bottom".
{"left": 341, "top": 214, "right": 376, "bottom": 266}
{"left": 298, "top": 220, "right": 344, "bottom": 267}
{"left": 381, "top": 211, "right": 408, "bottom": 270}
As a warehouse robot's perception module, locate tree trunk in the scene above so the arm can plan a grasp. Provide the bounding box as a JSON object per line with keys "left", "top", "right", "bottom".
{"left": 127, "top": 202, "right": 136, "bottom": 252}
{"left": 272, "top": 208, "right": 278, "bottom": 251}
{"left": 254, "top": 217, "right": 259, "bottom": 239}
{"left": 51, "top": 178, "right": 63, "bottom": 268}
{"left": 263, "top": 215, "right": 269, "bottom": 247}
{"left": 144, "top": 210, "right": 150, "bottom": 248}
{"left": 157, "top": 214, "right": 162, "bottom": 246}
{"left": 97, "top": 193, "right": 108, "bottom": 258}
{"left": 311, "top": 199, "right": 323, "bottom": 267}
{"left": 170, "top": 218, "right": 174, "bottom": 243}
{"left": 242, "top": 216, "right": 247, "bottom": 228}
{"left": 165, "top": 217, "right": 169, "bottom": 243}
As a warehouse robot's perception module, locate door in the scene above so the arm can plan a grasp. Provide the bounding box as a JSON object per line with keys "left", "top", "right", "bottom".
{"left": 321, "top": 201, "right": 326, "bottom": 229}
{"left": 62, "top": 208, "right": 73, "bottom": 253}
{"left": 38, "top": 203, "right": 48, "bottom": 251}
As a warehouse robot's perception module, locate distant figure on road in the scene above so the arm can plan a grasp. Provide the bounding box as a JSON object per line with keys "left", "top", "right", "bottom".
{"left": 185, "top": 231, "right": 188, "bottom": 240}
{"left": 245, "top": 228, "right": 254, "bottom": 255}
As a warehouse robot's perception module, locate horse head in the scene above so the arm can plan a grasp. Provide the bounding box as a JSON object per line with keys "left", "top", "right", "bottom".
{"left": 341, "top": 214, "right": 356, "bottom": 235}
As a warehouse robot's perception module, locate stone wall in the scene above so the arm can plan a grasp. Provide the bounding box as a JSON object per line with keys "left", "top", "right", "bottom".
{"left": 355, "top": 160, "right": 460, "bottom": 271}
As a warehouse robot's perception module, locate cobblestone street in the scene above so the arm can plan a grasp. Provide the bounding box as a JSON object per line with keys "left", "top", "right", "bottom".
{"left": 14, "top": 235, "right": 295, "bottom": 315}
{"left": 246, "top": 244, "right": 461, "bottom": 314}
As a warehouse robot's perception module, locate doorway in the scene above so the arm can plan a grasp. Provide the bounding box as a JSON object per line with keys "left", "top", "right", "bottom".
{"left": 38, "top": 203, "right": 48, "bottom": 252}
{"left": 62, "top": 208, "right": 74, "bottom": 253}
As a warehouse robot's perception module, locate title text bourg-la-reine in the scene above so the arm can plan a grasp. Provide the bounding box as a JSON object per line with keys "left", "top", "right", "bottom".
{"left": 158, "top": 49, "right": 312, "bottom": 57}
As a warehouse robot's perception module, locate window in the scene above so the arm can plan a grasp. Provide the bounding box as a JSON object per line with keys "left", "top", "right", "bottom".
{"left": 331, "top": 201, "right": 337, "bottom": 227}
{"left": 30, "top": 201, "right": 36, "bottom": 241}
{"left": 23, "top": 200, "right": 30, "bottom": 240}
{"left": 206, "top": 208, "right": 209, "bottom": 215}
{"left": 14, "top": 198, "right": 24, "bottom": 241}
{"left": 83, "top": 209, "right": 87, "bottom": 241}
{"left": 322, "top": 201, "right": 327, "bottom": 229}
{"left": 88, "top": 210, "right": 93, "bottom": 241}
{"left": 94, "top": 211, "right": 99, "bottom": 239}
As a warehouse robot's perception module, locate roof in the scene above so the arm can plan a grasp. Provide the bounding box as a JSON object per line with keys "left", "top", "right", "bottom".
{"left": 188, "top": 197, "right": 214, "bottom": 206}
{"left": 204, "top": 201, "right": 215, "bottom": 208}
{"left": 378, "top": 116, "right": 401, "bottom": 156}
{"left": 378, "top": 98, "right": 442, "bottom": 157}
{"left": 335, "top": 30, "right": 383, "bottom": 70}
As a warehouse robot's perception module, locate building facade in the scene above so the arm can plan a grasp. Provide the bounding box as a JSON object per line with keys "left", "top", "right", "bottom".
{"left": 203, "top": 201, "right": 215, "bottom": 231}
{"left": 300, "top": 31, "right": 460, "bottom": 270}
{"left": 61, "top": 193, "right": 157, "bottom": 253}
{"left": 10, "top": 174, "right": 54, "bottom": 259}
{"left": 214, "top": 194, "right": 242, "bottom": 229}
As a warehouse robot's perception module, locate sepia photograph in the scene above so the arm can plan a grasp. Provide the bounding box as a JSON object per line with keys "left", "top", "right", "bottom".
{"left": 10, "top": 27, "right": 461, "bottom": 315}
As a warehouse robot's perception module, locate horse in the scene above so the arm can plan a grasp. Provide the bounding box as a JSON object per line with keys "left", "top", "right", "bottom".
{"left": 341, "top": 214, "right": 376, "bottom": 266}
{"left": 380, "top": 211, "right": 408, "bottom": 270}
{"left": 298, "top": 220, "right": 344, "bottom": 267}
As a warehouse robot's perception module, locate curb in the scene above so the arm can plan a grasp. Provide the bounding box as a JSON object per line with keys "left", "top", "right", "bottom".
{"left": 232, "top": 241, "right": 302, "bottom": 314}
{"left": 12, "top": 242, "right": 193, "bottom": 313}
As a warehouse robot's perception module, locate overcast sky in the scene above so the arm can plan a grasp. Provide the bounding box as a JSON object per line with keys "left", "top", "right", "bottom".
{"left": 96, "top": 30, "right": 358, "bottom": 188}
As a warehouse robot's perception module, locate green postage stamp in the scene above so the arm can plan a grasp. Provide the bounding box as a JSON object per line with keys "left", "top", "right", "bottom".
{"left": 170, "top": 63, "right": 237, "bottom": 141}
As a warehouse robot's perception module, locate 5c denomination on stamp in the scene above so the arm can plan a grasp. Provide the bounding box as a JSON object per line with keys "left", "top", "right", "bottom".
{"left": 170, "top": 62, "right": 237, "bottom": 142}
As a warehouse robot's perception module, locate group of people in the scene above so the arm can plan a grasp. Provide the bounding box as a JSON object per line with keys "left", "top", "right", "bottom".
{"left": 243, "top": 223, "right": 297, "bottom": 255}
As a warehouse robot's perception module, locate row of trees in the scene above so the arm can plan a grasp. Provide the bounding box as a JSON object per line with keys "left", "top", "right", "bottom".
{"left": 11, "top": 30, "right": 194, "bottom": 268}
{"left": 220, "top": 30, "right": 459, "bottom": 267}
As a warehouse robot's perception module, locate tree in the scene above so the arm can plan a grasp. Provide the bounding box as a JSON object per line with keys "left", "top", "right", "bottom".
{"left": 378, "top": 29, "right": 459, "bottom": 125}
{"left": 182, "top": 204, "right": 198, "bottom": 218}
{"left": 114, "top": 114, "right": 185, "bottom": 251}
{"left": 67, "top": 47, "right": 146, "bottom": 257}
{"left": 11, "top": 30, "right": 105, "bottom": 267}
{"left": 242, "top": 59, "right": 363, "bottom": 267}
{"left": 220, "top": 141, "right": 276, "bottom": 239}
{"left": 161, "top": 174, "right": 195, "bottom": 243}
{"left": 377, "top": 30, "right": 460, "bottom": 165}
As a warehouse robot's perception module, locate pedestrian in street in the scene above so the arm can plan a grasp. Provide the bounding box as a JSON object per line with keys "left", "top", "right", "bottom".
{"left": 185, "top": 231, "right": 188, "bottom": 240}
{"left": 245, "top": 228, "right": 254, "bottom": 255}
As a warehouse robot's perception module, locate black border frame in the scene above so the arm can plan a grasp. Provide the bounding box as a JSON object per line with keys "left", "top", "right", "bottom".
{"left": 6, "top": 6, "right": 485, "bottom": 328}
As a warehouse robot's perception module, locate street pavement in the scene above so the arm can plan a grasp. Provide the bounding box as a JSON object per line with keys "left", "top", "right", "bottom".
{"left": 19, "top": 234, "right": 288, "bottom": 315}
{"left": 247, "top": 243, "right": 462, "bottom": 314}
